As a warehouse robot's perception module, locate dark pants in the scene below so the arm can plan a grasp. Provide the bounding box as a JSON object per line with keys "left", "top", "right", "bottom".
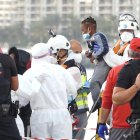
{"left": 72, "top": 112, "right": 87, "bottom": 139}
{"left": 19, "top": 103, "right": 31, "bottom": 137}
{"left": 123, "top": 129, "right": 140, "bottom": 140}
{"left": 0, "top": 116, "right": 21, "bottom": 140}
{"left": 109, "top": 127, "right": 132, "bottom": 140}
{"left": 90, "top": 59, "right": 110, "bottom": 103}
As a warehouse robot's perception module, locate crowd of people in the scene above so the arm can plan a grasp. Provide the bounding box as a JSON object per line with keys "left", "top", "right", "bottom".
{"left": 0, "top": 13, "right": 140, "bottom": 140}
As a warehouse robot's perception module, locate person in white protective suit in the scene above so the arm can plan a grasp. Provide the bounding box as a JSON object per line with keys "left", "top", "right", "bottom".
{"left": 47, "top": 34, "right": 82, "bottom": 91}
{"left": 48, "top": 35, "right": 89, "bottom": 139}
{"left": 103, "top": 13, "right": 140, "bottom": 67}
{"left": 16, "top": 43, "right": 77, "bottom": 139}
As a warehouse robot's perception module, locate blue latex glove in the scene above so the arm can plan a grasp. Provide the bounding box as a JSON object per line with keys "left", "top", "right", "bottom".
{"left": 83, "top": 81, "right": 90, "bottom": 88}
{"left": 98, "top": 123, "right": 108, "bottom": 140}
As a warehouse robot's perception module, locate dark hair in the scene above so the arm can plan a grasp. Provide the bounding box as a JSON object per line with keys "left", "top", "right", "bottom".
{"left": 81, "top": 16, "right": 97, "bottom": 29}
{"left": 128, "top": 49, "right": 140, "bottom": 58}
{"left": 8, "top": 46, "right": 19, "bottom": 66}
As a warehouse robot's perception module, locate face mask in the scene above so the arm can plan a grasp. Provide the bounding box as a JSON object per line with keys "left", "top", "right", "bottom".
{"left": 50, "top": 56, "right": 58, "bottom": 64}
{"left": 120, "top": 32, "right": 134, "bottom": 43}
{"left": 82, "top": 33, "right": 91, "bottom": 41}
{"left": 67, "top": 52, "right": 82, "bottom": 63}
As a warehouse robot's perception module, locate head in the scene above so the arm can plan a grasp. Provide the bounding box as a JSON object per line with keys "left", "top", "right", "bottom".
{"left": 128, "top": 38, "right": 140, "bottom": 58}
{"left": 70, "top": 40, "right": 82, "bottom": 53}
{"left": 31, "top": 43, "right": 56, "bottom": 66}
{"left": 118, "top": 13, "right": 139, "bottom": 43}
{"left": 68, "top": 39, "right": 82, "bottom": 63}
{"left": 48, "top": 35, "right": 70, "bottom": 64}
{"left": 8, "top": 46, "right": 19, "bottom": 66}
{"left": 81, "top": 16, "right": 97, "bottom": 41}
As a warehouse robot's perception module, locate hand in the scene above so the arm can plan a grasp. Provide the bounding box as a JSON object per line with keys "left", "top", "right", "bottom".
{"left": 134, "top": 73, "right": 140, "bottom": 89}
{"left": 89, "top": 55, "right": 94, "bottom": 63}
{"left": 85, "top": 50, "right": 94, "bottom": 63}
{"left": 97, "top": 123, "right": 108, "bottom": 140}
{"left": 85, "top": 50, "right": 91, "bottom": 58}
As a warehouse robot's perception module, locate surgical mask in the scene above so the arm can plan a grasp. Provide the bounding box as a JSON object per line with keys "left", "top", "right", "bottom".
{"left": 67, "top": 52, "right": 82, "bottom": 63}
{"left": 120, "top": 32, "right": 134, "bottom": 43}
{"left": 50, "top": 56, "right": 58, "bottom": 64}
{"left": 82, "top": 33, "right": 91, "bottom": 41}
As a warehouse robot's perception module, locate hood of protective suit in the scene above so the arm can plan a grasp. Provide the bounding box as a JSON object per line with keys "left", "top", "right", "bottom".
{"left": 31, "top": 43, "right": 57, "bottom": 67}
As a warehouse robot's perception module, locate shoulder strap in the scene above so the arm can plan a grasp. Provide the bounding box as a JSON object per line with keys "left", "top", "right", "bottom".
{"left": 62, "top": 59, "right": 77, "bottom": 69}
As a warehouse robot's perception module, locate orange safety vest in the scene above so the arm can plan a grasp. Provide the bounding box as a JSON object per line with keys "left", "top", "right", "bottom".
{"left": 113, "top": 39, "right": 129, "bottom": 55}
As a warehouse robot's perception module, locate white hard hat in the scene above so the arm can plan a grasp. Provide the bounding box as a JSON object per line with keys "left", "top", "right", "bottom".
{"left": 47, "top": 35, "right": 70, "bottom": 54}
{"left": 118, "top": 13, "right": 139, "bottom": 32}
{"left": 119, "top": 13, "right": 137, "bottom": 22}
{"left": 31, "top": 43, "right": 51, "bottom": 59}
{"left": 118, "top": 20, "right": 139, "bottom": 32}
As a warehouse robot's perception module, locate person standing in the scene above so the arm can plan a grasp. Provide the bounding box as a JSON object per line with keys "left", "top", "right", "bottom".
{"left": 0, "top": 53, "right": 21, "bottom": 140}
{"left": 17, "top": 43, "right": 77, "bottom": 139}
{"left": 48, "top": 35, "right": 88, "bottom": 139}
{"left": 69, "top": 40, "right": 90, "bottom": 139}
{"left": 97, "top": 13, "right": 140, "bottom": 140}
{"left": 113, "top": 38, "right": 140, "bottom": 140}
{"left": 103, "top": 13, "right": 140, "bottom": 68}
{"left": 97, "top": 63, "right": 132, "bottom": 140}
{"left": 8, "top": 47, "right": 32, "bottom": 137}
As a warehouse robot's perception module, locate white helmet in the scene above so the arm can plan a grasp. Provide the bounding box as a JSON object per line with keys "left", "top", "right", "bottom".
{"left": 119, "top": 13, "right": 137, "bottom": 22}
{"left": 118, "top": 13, "right": 139, "bottom": 32}
{"left": 118, "top": 20, "right": 139, "bottom": 32}
{"left": 47, "top": 35, "right": 70, "bottom": 54}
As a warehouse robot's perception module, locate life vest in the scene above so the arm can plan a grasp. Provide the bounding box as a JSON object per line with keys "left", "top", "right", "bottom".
{"left": 113, "top": 39, "right": 129, "bottom": 56}
{"left": 62, "top": 59, "right": 89, "bottom": 113}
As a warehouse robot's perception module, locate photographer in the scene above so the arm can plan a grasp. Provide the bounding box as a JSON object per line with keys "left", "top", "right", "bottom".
{"left": 0, "top": 53, "right": 21, "bottom": 140}
{"left": 113, "top": 38, "right": 140, "bottom": 140}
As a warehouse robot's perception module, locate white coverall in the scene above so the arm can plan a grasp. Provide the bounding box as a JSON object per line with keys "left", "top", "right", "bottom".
{"left": 17, "top": 60, "right": 77, "bottom": 139}
{"left": 103, "top": 45, "right": 131, "bottom": 68}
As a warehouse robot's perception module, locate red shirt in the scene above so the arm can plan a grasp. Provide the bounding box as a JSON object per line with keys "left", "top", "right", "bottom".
{"left": 102, "top": 63, "right": 131, "bottom": 128}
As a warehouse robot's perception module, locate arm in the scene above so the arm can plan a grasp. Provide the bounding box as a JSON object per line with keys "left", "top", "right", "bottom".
{"left": 99, "top": 108, "right": 111, "bottom": 123}
{"left": 16, "top": 74, "right": 31, "bottom": 107}
{"left": 113, "top": 73, "right": 140, "bottom": 105}
{"left": 64, "top": 68, "right": 77, "bottom": 97}
{"left": 98, "top": 107, "right": 109, "bottom": 139}
{"left": 11, "top": 76, "right": 18, "bottom": 91}
{"left": 67, "top": 67, "right": 82, "bottom": 90}
{"left": 113, "top": 86, "right": 138, "bottom": 105}
{"left": 10, "top": 56, "right": 19, "bottom": 91}
{"left": 103, "top": 48, "right": 130, "bottom": 67}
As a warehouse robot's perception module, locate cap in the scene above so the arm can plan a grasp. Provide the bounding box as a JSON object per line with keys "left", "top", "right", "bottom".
{"left": 130, "top": 38, "right": 140, "bottom": 53}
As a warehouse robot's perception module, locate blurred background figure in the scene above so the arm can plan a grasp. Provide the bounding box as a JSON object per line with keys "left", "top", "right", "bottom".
{"left": 8, "top": 46, "right": 31, "bottom": 137}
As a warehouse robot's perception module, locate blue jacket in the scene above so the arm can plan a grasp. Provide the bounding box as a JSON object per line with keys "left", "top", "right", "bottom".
{"left": 87, "top": 32, "right": 109, "bottom": 60}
